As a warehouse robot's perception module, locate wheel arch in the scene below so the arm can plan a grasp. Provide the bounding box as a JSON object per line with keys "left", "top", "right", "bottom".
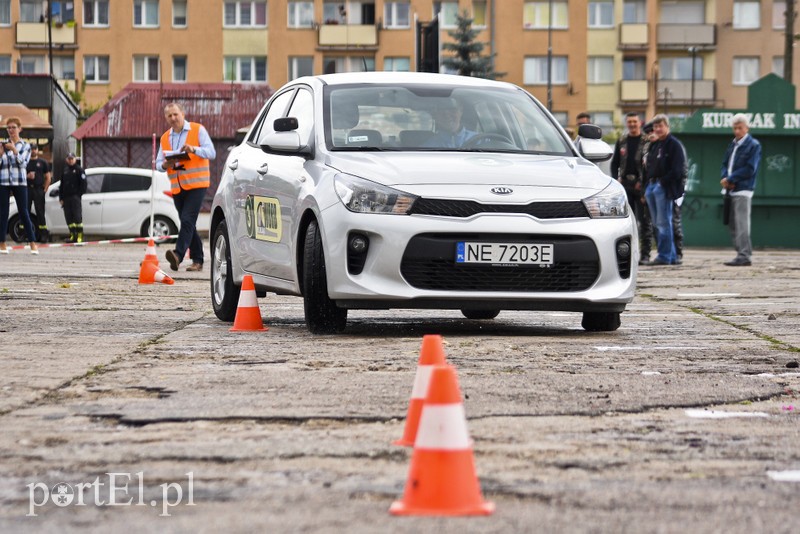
{"left": 295, "top": 208, "right": 319, "bottom": 296}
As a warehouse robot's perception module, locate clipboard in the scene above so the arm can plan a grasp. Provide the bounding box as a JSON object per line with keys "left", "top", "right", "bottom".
{"left": 165, "top": 150, "right": 190, "bottom": 161}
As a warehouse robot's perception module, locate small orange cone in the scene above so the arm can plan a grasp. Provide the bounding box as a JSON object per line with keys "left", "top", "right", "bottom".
{"left": 230, "top": 275, "right": 267, "bottom": 332}
{"left": 394, "top": 335, "right": 448, "bottom": 447}
{"left": 390, "top": 365, "right": 494, "bottom": 516}
{"left": 138, "top": 261, "right": 175, "bottom": 285}
{"left": 142, "top": 239, "right": 159, "bottom": 268}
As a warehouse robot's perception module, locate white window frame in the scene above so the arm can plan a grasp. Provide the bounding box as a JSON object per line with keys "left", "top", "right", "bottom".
{"left": 732, "top": 57, "right": 760, "bottom": 85}
{"left": 173, "top": 55, "right": 187, "bottom": 82}
{"left": 84, "top": 55, "right": 110, "bottom": 83}
{"left": 19, "top": 55, "right": 46, "bottom": 74}
{"left": 733, "top": 1, "right": 761, "bottom": 30}
{"left": 288, "top": 1, "right": 314, "bottom": 28}
{"left": 523, "top": 1, "right": 568, "bottom": 30}
{"left": 20, "top": 0, "right": 44, "bottom": 22}
{"left": 223, "top": 1, "right": 267, "bottom": 28}
{"left": 0, "top": 0, "right": 9, "bottom": 26}
{"left": 588, "top": 2, "right": 614, "bottom": 28}
{"left": 473, "top": 1, "right": 487, "bottom": 28}
{"left": 524, "top": 56, "right": 568, "bottom": 85}
{"left": 623, "top": 0, "right": 646, "bottom": 24}
{"left": 133, "top": 55, "right": 160, "bottom": 82}
{"left": 623, "top": 56, "right": 646, "bottom": 80}
{"left": 588, "top": 56, "right": 614, "bottom": 84}
{"left": 384, "top": 56, "right": 410, "bottom": 72}
{"left": 0, "top": 55, "right": 11, "bottom": 73}
{"left": 52, "top": 55, "right": 76, "bottom": 80}
{"left": 133, "top": 0, "right": 160, "bottom": 28}
{"left": 435, "top": 2, "right": 459, "bottom": 29}
{"left": 224, "top": 56, "right": 267, "bottom": 82}
{"left": 384, "top": 2, "right": 410, "bottom": 29}
{"left": 83, "top": 0, "right": 110, "bottom": 27}
{"left": 772, "top": 56, "right": 784, "bottom": 78}
{"left": 173, "top": 0, "right": 187, "bottom": 27}
{"left": 288, "top": 56, "right": 313, "bottom": 80}
{"left": 773, "top": 1, "right": 786, "bottom": 29}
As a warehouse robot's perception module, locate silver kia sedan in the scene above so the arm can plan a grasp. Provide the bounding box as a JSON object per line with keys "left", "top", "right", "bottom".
{"left": 210, "top": 72, "right": 637, "bottom": 334}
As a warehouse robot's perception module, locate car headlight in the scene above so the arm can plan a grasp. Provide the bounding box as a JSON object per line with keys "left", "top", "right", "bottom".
{"left": 582, "top": 184, "right": 629, "bottom": 218}
{"left": 334, "top": 174, "right": 417, "bottom": 214}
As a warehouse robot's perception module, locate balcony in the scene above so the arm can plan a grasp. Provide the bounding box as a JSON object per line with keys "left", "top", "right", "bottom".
{"left": 15, "top": 22, "right": 78, "bottom": 49}
{"left": 656, "top": 79, "right": 716, "bottom": 105}
{"left": 619, "top": 23, "right": 649, "bottom": 50}
{"left": 620, "top": 80, "right": 649, "bottom": 102}
{"left": 318, "top": 24, "right": 378, "bottom": 49}
{"left": 657, "top": 24, "right": 715, "bottom": 50}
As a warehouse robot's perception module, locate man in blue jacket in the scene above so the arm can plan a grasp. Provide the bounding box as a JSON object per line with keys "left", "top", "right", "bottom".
{"left": 721, "top": 114, "right": 761, "bottom": 267}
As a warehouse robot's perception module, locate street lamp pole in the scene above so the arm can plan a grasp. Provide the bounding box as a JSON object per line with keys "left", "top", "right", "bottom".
{"left": 547, "top": 0, "right": 553, "bottom": 111}
{"left": 688, "top": 46, "right": 697, "bottom": 113}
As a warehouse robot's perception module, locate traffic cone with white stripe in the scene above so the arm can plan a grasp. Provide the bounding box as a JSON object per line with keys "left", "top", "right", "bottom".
{"left": 138, "top": 261, "right": 174, "bottom": 285}
{"left": 393, "top": 335, "right": 448, "bottom": 447}
{"left": 230, "top": 275, "right": 267, "bottom": 332}
{"left": 142, "top": 238, "right": 159, "bottom": 268}
{"left": 390, "top": 365, "right": 494, "bottom": 516}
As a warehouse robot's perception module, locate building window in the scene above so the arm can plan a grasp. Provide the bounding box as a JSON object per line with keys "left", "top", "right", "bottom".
{"left": 523, "top": 1, "right": 568, "bottom": 29}
{"left": 660, "top": 57, "right": 702, "bottom": 80}
{"left": 323, "top": 1, "right": 346, "bottom": 24}
{"left": 552, "top": 111, "right": 568, "bottom": 127}
{"left": 173, "top": 56, "right": 187, "bottom": 81}
{"left": 0, "top": 0, "right": 9, "bottom": 26}
{"left": 588, "top": 2, "right": 614, "bottom": 28}
{"left": 732, "top": 57, "right": 760, "bottom": 85}
{"left": 224, "top": 56, "right": 267, "bottom": 82}
{"left": 224, "top": 1, "right": 267, "bottom": 27}
{"left": 773, "top": 1, "right": 786, "bottom": 29}
{"left": 52, "top": 56, "right": 75, "bottom": 79}
{"left": 19, "top": 55, "right": 45, "bottom": 74}
{"left": 0, "top": 56, "right": 11, "bottom": 73}
{"left": 134, "top": 0, "right": 160, "bottom": 27}
{"left": 588, "top": 56, "right": 613, "bottom": 84}
{"left": 659, "top": 1, "right": 705, "bottom": 23}
{"left": 384, "top": 2, "right": 410, "bottom": 28}
{"left": 623, "top": 56, "right": 646, "bottom": 80}
{"left": 733, "top": 1, "right": 760, "bottom": 29}
{"left": 173, "top": 0, "right": 187, "bottom": 27}
{"left": 84, "top": 0, "right": 109, "bottom": 26}
{"left": 524, "top": 56, "right": 568, "bottom": 85}
{"left": 133, "top": 55, "right": 160, "bottom": 81}
{"left": 434, "top": 2, "right": 459, "bottom": 28}
{"left": 288, "top": 56, "right": 313, "bottom": 80}
{"left": 384, "top": 57, "right": 410, "bottom": 72}
{"left": 84, "top": 55, "right": 110, "bottom": 82}
{"left": 288, "top": 1, "right": 313, "bottom": 28}
{"left": 623, "top": 0, "right": 646, "bottom": 23}
{"left": 592, "top": 112, "right": 614, "bottom": 134}
{"left": 50, "top": 1, "right": 75, "bottom": 23}
{"left": 473, "top": 1, "right": 487, "bottom": 27}
{"left": 20, "top": 0, "right": 44, "bottom": 22}
{"left": 772, "top": 56, "right": 784, "bottom": 78}
{"left": 322, "top": 56, "right": 375, "bottom": 74}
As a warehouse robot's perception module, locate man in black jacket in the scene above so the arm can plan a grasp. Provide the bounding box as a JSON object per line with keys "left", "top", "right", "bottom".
{"left": 59, "top": 153, "right": 87, "bottom": 243}
{"left": 26, "top": 144, "right": 52, "bottom": 243}
{"left": 644, "top": 114, "right": 686, "bottom": 266}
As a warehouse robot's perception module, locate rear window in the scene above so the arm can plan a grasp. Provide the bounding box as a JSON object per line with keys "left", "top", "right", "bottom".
{"left": 103, "top": 174, "right": 150, "bottom": 193}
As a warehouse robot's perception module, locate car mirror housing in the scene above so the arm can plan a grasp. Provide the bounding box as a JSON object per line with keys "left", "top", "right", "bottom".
{"left": 577, "top": 124, "right": 603, "bottom": 139}
{"left": 575, "top": 137, "right": 613, "bottom": 162}
{"left": 260, "top": 131, "right": 310, "bottom": 155}
{"left": 49, "top": 188, "right": 59, "bottom": 197}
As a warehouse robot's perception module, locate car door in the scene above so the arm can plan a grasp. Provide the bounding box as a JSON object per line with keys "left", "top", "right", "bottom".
{"left": 81, "top": 173, "right": 105, "bottom": 233}
{"left": 236, "top": 88, "right": 297, "bottom": 275}
{"left": 100, "top": 173, "right": 150, "bottom": 235}
{"left": 249, "top": 87, "right": 314, "bottom": 281}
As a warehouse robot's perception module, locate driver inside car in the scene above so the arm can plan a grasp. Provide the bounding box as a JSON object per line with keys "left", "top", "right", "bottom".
{"left": 424, "top": 97, "right": 477, "bottom": 148}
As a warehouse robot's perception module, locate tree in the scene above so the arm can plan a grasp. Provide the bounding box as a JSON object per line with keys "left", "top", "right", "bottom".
{"left": 441, "top": 11, "right": 504, "bottom": 80}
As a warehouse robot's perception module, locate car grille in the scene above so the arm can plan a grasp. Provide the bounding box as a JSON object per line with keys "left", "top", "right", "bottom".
{"left": 401, "top": 234, "right": 600, "bottom": 292}
{"left": 408, "top": 199, "right": 589, "bottom": 219}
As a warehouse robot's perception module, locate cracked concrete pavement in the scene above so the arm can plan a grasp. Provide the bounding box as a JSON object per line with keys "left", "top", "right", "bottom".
{"left": 0, "top": 244, "right": 799, "bottom": 533}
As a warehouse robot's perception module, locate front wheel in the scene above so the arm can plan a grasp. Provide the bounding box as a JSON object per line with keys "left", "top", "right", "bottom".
{"left": 211, "top": 219, "right": 240, "bottom": 321}
{"left": 303, "top": 220, "right": 347, "bottom": 334}
{"left": 461, "top": 309, "right": 500, "bottom": 320}
{"left": 581, "top": 312, "right": 621, "bottom": 332}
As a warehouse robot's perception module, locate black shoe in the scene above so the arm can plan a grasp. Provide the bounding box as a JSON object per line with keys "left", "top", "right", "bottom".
{"left": 724, "top": 259, "right": 752, "bottom": 266}
{"left": 165, "top": 249, "right": 181, "bottom": 271}
{"left": 646, "top": 258, "right": 672, "bottom": 266}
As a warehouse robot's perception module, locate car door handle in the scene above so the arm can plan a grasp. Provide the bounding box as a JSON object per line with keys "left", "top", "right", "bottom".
{"left": 89, "top": 201, "right": 101, "bottom": 205}
{"left": 138, "top": 200, "right": 151, "bottom": 204}
{"left": 257, "top": 163, "right": 269, "bottom": 176}
{"left": 228, "top": 159, "right": 238, "bottom": 171}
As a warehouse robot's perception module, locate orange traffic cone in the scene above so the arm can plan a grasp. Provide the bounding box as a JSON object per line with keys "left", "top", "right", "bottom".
{"left": 394, "top": 335, "right": 448, "bottom": 447}
{"left": 390, "top": 365, "right": 494, "bottom": 516}
{"left": 138, "top": 261, "right": 175, "bottom": 285}
{"left": 230, "top": 275, "right": 267, "bottom": 332}
{"left": 142, "top": 239, "right": 159, "bottom": 268}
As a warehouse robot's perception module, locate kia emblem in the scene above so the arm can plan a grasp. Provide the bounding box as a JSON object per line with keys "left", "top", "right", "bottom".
{"left": 490, "top": 187, "right": 513, "bottom": 195}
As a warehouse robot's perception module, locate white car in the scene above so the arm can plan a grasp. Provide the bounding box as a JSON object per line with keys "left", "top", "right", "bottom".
{"left": 210, "top": 72, "right": 637, "bottom": 333}
{"left": 6, "top": 167, "right": 179, "bottom": 241}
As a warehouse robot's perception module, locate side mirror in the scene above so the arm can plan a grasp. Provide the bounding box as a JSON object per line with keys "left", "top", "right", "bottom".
{"left": 49, "top": 188, "right": 59, "bottom": 198}
{"left": 261, "top": 131, "right": 307, "bottom": 154}
{"left": 274, "top": 117, "right": 299, "bottom": 132}
{"left": 577, "top": 124, "right": 603, "bottom": 139}
{"left": 575, "top": 137, "right": 613, "bottom": 162}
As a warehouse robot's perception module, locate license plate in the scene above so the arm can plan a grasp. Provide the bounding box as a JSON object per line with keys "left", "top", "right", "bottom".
{"left": 455, "top": 242, "right": 554, "bottom": 265}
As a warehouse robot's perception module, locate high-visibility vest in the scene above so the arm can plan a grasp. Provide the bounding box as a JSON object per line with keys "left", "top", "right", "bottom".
{"left": 160, "top": 122, "right": 211, "bottom": 194}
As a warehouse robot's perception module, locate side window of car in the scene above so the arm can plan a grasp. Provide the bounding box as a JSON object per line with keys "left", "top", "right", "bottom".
{"left": 103, "top": 174, "right": 149, "bottom": 193}
{"left": 252, "top": 90, "right": 296, "bottom": 146}
{"left": 286, "top": 88, "right": 313, "bottom": 143}
{"left": 86, "top": 174, "right": 104, "bottom": 194}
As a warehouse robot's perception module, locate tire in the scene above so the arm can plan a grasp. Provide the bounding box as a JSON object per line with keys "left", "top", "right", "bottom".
{"left": 211, "top": 219, "right": 240, "bottom": 322}
{"left": 141, "top": 215, "right": 178, "bottom": 241}
{"left": 461, "top": 309, "right": 500, "bottom": 320}
{"left": 303, "top": 220, "right": 347, "bottom": 334}
{"left": 581, "top": 312, "right": 621, "bottom": 332}
{"left": 8, "top": 214, "right": 39, "bottom": 243}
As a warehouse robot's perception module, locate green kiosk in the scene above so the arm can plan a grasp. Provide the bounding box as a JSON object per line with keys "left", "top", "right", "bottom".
{"left": 671, "top": 74, "right": 800, "bottom": 248}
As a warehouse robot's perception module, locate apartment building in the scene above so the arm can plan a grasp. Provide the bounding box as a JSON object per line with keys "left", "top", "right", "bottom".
{"left": 0, "top": 1, "right": 796, "bottom": 130}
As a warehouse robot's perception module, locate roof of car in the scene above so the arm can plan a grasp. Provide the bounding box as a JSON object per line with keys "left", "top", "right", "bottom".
{"left": 86, "top": 167, "right": 167, "bottom": 176}
{"left": 303, "top": 72, "right": 515, "bottom": 89}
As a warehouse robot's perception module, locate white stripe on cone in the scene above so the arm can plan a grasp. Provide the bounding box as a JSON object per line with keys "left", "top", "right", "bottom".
{"left": 414, "top": 405, "right": 471, "bottom": 450}
{"left": 237, "top": 288, "right": 259, "bottom": 308}
{"left": 410, "top": 365, "right": 434, "bottom": 399}
{"left": 153, "top": 269, "right": 171, "bottom": 283}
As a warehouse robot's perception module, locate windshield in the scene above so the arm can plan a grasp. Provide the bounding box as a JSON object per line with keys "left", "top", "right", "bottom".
{"left": 324, "top": 83, "right": 573, "bottom": 155}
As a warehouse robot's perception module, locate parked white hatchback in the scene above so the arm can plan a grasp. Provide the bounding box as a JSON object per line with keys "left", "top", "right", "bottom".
{"left": 6, "top": 167, "right": 179, "bottom": 241}
{"left": 210, "top": 72, "right": 637, "bottom": 333}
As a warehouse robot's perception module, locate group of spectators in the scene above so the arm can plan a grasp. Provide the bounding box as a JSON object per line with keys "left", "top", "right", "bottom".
{"left": 609, "top": 112, "right": 760, "bottom": 267}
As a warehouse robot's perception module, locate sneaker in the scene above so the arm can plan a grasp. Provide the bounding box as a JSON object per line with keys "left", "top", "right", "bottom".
{"left": 165, "top": 249, "right": 181, "bottom": 271}
{"left": 724, "top": 259, "right": 752, "bottom": 266}
{"left": 186, "top": 263, "right": 203, "bottom": 272}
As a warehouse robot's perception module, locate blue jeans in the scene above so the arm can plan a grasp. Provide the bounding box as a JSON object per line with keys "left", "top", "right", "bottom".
{"left": 0, "top": 185, "right": 37, "bottom": 242}
{"left": 172, "top": 187, "right": 206, "bottom": 265}
{"left": 644, "top": 181, "right": 676, "bottom": 264}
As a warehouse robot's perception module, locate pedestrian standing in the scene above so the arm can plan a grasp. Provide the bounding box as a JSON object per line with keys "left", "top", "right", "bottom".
{"left": 59, "top": 153, "right": 87, "bottom": 243}
{"left": 26, "top": 144, "right": 52, "bottom": 243}
{"left": 644, "top": 114, "right": 686, "bottom": 266}
{"left": 720, "top": 114, "right": 761, "bottom": 266}
{"left": 0, "top": 117, "right": 38, "bottom": 254}
{"left": 156, "top": 102, "right": 216, "bottom": 272}
{"left": 611, "top": 112, "right": 652, "bottom": 264}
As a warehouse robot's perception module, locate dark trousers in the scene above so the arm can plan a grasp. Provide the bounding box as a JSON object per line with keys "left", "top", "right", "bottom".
{"left": 173, "top": 187, "right": 206, "bottom": 265}
{"left": 672, "top": 201, "right": 683, "bottom": 259}
{"left": 62, "top": 195, "right": 83, "bottom": 227}
{"left": 1, "top": 185, "right": 36, "bottom": 242}
{"left": 627, "top": 192, "right": 653, "bottom": 259}
{"left": 28, "top": 186, "right": 48, "bottom": 231}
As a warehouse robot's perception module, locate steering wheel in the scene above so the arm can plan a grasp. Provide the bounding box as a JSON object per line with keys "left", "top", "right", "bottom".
{"left": 460, "top": 133, "right": 515, "bottom": 149}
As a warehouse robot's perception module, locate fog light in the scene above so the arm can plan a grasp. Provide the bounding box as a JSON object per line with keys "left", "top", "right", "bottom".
{"left": 349, "top": 234, "right": 368, "bottom": 252}
{"left": 347, "top": 233, "right": 370, "bottom": 275}
{"left": 616, "top": 240, "right": 631, "bottom": 258}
